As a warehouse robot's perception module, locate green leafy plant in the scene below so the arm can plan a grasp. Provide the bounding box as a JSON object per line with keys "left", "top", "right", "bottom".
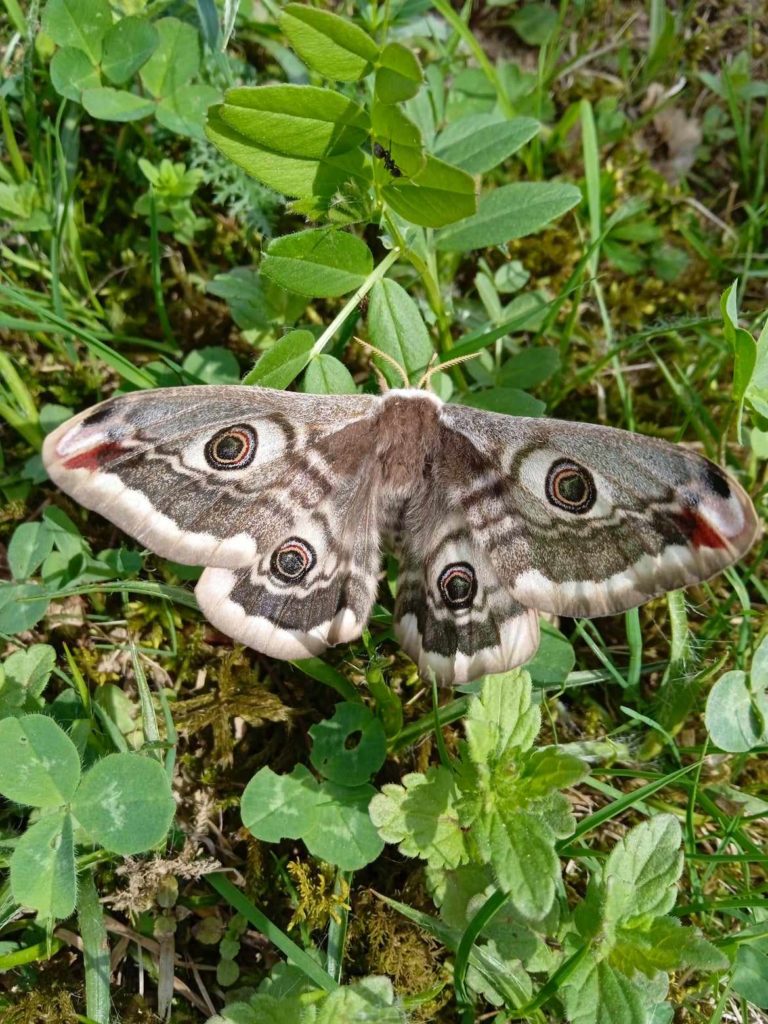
{"left": 242, "top": 701, "right": 386, "bottom": 871}
{"left": 42, "top": 0, "right": 220, "bottom": 136}
{"left": 372, "top": 674, "right": 725, "bottom": 1022}
{"left": 0, "top": 714, "right": 175, "bottom": 920}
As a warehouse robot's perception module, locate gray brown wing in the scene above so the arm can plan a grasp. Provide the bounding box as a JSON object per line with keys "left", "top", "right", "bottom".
{"left": 437, "top": 404, "right": 759, "bottom": 618}
{"left": 391, "top": 490, "right": 539, "bottom": 686}
{"left": 44, "top": 385, "right": 383, "bottom": 657}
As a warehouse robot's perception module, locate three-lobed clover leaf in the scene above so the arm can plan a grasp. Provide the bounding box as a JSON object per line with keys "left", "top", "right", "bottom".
{"left": 1, "top": 713, "right": 176, "bottom": 919}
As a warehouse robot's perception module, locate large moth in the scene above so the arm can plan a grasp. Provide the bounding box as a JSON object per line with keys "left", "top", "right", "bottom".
{"left": 43, "top": 385, "right": 759, "bottom": 684}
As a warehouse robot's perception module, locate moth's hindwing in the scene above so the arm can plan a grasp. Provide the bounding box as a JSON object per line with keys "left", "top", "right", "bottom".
{"left": 393, "top": 510, "right": 540, "bottom": 686}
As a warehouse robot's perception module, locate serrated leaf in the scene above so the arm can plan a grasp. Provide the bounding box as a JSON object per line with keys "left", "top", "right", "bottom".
{"left": 217, "top": 85, "right": 368, "bottom": 160}
{"left": 139, "top": 17, "right": 199, "bottom": 97}
{"left": 0, "top": 714, "right": 81, "bottom": 806}
{"left": 563, "top": 957, "right": 647, "bottom": 1024}
{"left": 382, "top": 154, "right": 476, "bottom": 228}
{"left": 303, "top": 355, "right": 357, "bottom": 395}
{"left": 8, "top": 522, "right": 55, "bottom": 580}
{"left": 609, "top": 918, "right": 727, "bottom": 977}
{"left": 375, "top": 41, "right": 422, "bottom": 104}
{"left": 1, "top": 644, "right": 56, "bottom": 712}
{"left": 368, "top": 278, "right": 434, "bottom": 386}
{"left": 309, "top": 702, "right": 386, "bottom": 785}
{"left": 49, "top": 47, "right": 101, "bottom": 101}
{"left": 521, "top": 748, "right": 589, "bottom": 796}
{"left": 369, "top": 766, "right": 467, "bottom": 869}
{"left": 316, "top": 976, "right": 405, "bottom": 1023}
{"left": 436, "top": 181, "right": 581, "bottom": 251}
{"left": 705, "top": 669, "right": 768, "bottom": 752}
{"left": 101, "top": 16, "right": 158, "bottom": 84}
{"left": 279, "top": 4, "right": 379, "bottom": 82}
{"left": 465, "top": 670, "right": 540, "bottom": 768}
{"left": 73, "top": 752, "right": 175, "bottom": 854}
{"left": 472, "top": 806, "right": 559, "bottom": 918}
{"left": 41, "top": 0, "right": 112, "bottom": 62}
{"left": 10, "top": 810, "right": 76, "bottom": 920}
{"left": 603, "top": 815, "right": 683, "bottom": 927}
{"left": 242, "top": 330, "right": 315, "bottom": 389}
{"left": 436, "top": 115, "right": 540, "bottom": 174}
{"left": 261, "top": 227, "right": 372, "bottom": 298}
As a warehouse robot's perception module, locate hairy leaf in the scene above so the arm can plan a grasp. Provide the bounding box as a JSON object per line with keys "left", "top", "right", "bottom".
{"left": 369, "top": 766, "right": 467, "bottom": 870}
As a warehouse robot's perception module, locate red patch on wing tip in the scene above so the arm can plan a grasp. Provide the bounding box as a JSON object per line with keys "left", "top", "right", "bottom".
{"left": 62, "top": 440, "right": 124, "bottom": 471}
{"left": 692, "top": 516, "right": 728, "bottom": 550}
{"left": 678, "top": 508, "right": 728, "bottom": 550}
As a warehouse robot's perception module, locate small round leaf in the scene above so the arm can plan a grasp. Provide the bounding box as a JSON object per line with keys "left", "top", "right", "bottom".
{"left": 0, "top": 714, "right": 81, "bottom": 807}
{"left": 705, "top": 670, "right": 768, "bottom": 753}
{"left": 309, "top": 702, "right": 387, "bottom": 785}
{"left": 73, "top": 752, "right": 175, "bottom": 854}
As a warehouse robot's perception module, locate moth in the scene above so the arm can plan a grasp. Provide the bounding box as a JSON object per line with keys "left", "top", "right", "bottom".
{"left": 43, "top": 385, "right": 759, "bottom": 685}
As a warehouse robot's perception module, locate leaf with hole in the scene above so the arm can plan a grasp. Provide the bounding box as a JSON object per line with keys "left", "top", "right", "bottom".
{"left": 309, "top": 702, "right": 387, "bottom": 785}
